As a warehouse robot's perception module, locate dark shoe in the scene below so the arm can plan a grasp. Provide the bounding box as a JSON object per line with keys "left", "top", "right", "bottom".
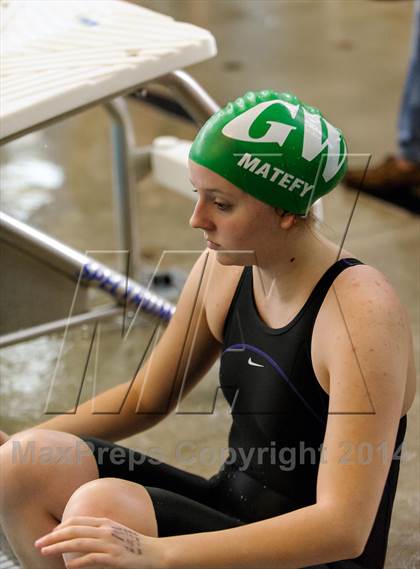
{"left": 343, "top": 155, "right": 420, "bottom": 214}
{"left": 343, "top": 155, "right": 420, "bottom": 192}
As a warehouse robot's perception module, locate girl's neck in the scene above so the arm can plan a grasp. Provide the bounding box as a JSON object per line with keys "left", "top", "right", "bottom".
{"left": 253, "top": 230, "right": 347, "bottom": 305}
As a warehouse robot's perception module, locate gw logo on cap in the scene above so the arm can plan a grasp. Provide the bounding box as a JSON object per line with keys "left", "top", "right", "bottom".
{"left": 221, "top": 99, "right": 347, "bottom": 184}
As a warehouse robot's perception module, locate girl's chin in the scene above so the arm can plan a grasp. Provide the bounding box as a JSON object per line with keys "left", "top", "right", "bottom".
{"left": 214, "top": 250, "right": 256, "bottom": 266}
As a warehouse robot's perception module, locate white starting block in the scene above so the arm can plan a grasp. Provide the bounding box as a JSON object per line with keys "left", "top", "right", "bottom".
{"left": 152, "top": 136, "right": 194, "bottom": 200}
{"left": 0, "top": 0, "right": 219, "bottom": 275}
{"left": 0, "top": 0, "right": 217, "bottom": 141}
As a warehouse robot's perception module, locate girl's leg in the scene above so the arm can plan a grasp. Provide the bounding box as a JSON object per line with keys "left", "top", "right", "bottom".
{"left": 0, "top": 429, "right": 99, "bottom": 569}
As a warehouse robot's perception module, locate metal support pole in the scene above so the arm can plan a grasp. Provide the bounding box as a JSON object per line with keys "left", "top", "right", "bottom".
{"left": 148, "top": 70, "right": 220, "bottom": 126}
{"left": 103, "top": 98, "right": 143, "bottom": 277}
{"left": 101, "top": 75, "right": 218, "bottom": 278}
{"left": 0, "top": 305, "right": 123, "bottom": 349}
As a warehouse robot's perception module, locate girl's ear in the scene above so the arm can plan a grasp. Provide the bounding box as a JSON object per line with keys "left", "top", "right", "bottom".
{"left": 279, "top": 211, "right": 297, "bottom": 230}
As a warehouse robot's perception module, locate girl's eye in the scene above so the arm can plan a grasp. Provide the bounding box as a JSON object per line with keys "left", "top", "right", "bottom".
{"left": 214, "top": 201, "right": 230, "bottom": 211}
{"left": 191, "top": 188, "right": 230, "bottom": 210}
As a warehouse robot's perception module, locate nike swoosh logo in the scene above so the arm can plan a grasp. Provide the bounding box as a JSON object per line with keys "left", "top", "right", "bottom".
{"left": 248, "top": 357, "right": 264, "bottom": 368}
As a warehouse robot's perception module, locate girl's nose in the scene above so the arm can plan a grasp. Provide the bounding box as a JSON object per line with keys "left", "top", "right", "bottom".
{"left": 189, "top": 200, "right": 214, "bottom": 231}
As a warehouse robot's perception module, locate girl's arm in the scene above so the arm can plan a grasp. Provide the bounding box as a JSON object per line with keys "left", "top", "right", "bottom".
{"left": 30, "top": 250, "right": 222, "bottom": 442}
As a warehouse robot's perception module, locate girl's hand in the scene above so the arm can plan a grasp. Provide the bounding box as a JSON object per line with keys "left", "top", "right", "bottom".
{"left": 35, "top": 516, "right": 167, "bottom": 569}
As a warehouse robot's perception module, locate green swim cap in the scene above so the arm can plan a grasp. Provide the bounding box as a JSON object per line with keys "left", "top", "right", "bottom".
{"left": 189, "top": 90, "right": 347, "bottom": 215}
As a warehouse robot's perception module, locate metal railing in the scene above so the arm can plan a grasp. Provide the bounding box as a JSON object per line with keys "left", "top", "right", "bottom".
{"left": 0, "top": 212, "right": 176, "bottom": 348}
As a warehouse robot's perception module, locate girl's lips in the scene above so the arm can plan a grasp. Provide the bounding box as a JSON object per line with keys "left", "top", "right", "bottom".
{"left": 206, "top": 240, "right": 220, "bottom": 250}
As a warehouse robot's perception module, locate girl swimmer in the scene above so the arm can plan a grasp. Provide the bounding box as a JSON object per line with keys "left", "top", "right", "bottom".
{"left": 0, "top": 90, "right": 416, "bottom": 569}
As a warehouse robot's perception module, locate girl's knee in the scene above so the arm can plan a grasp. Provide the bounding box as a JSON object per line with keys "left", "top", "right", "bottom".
{"left": 0, "top": 429, "right": 98, "bottom": 515}
{"left": 1, "top": 429, "right": 96, "bottom": 477}
{"left": 63, "top": 478, "right": 151, "bottom": 516}
{"left": 0, "top": 430, "right": 56, "bottom": 496}
{"left": 63, "top": 478, "right": 158, "bottom": 537}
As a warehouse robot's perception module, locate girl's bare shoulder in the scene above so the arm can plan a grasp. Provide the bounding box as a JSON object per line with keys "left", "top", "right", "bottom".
{"left": 201, "top": 252, "right": 245, "bottom": 343}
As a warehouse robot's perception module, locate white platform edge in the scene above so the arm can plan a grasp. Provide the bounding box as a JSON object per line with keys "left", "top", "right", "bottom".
{"left": 0, "top": 1, "right": 217, "bottom": 140}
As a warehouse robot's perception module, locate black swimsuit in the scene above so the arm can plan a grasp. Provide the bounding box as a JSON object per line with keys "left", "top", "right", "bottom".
{"left": 81, "top": 258, "right": 407, "bottom": 568}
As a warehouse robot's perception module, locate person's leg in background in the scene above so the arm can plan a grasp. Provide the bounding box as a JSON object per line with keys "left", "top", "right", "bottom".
{"left": 398, "top": 1, "right": 420, "bottom": 169}
{"left": 344, "top": 1, "right": 420, "bottom": 212}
